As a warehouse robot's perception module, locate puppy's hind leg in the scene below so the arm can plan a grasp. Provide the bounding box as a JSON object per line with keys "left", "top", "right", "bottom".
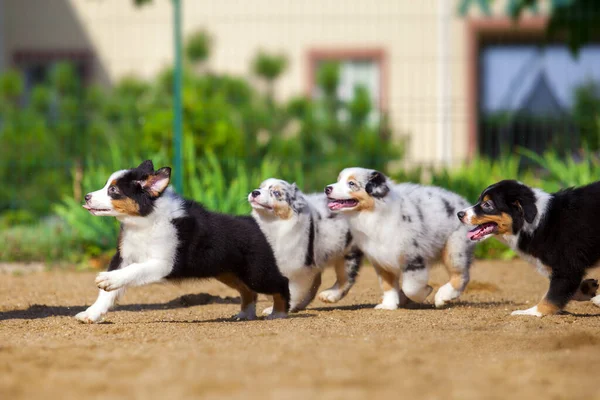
{"left": 512, "top": 271, "right": 583, "bottom": 317}
{"left": 318, "top": 248, "right": 362, "bottom": 303}
{"left": 75, "top": 288, "right": 125, "bottom": 324}
{"left": 373, "top": 263, "right": 408, "bottom": 310}
{"left": 402, "top": 257, "right": 433, "bottom": 303}
{"left": 435, "top": 236, "right": 473, "bottom": 308}
{"left": 290, "top": 271, "right": 322, "bottom": 312}
{"left": 288, "top": 269, "right": 322, "bottom": 312}
{"left": 217, "top": 273, "right": 258, "bottom": 320}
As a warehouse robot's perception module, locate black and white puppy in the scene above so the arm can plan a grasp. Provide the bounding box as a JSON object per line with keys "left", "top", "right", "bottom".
{"left": 249, "top": 178, "right": 363, "bottom": 313}
{"left": 458, "top": 180, "right": 599, "bottom": 317}
{"left": 75, "top": 160, "right": 290, "bottom": 323}
{"left": 326, "top": 168, "right": 476, "bottom": 309}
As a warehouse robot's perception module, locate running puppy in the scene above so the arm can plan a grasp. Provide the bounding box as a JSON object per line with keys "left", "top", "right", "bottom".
{"left": 249, "top": 178, "right": 363, "bottom": 313}
{"left": 325, "top": 168, "right": 476, "bottom": 309}
{"left": 75, "top": 160, "right": 290, "bottom": 323}
{"left": 458, "top": 180, "right": 599, "bottom": 317}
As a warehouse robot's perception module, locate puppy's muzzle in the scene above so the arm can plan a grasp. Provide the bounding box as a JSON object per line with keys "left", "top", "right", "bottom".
{"left": 457, "top": 211, "right": 466, "bottom": 222}
{"left": 325, "top": 186, "right": 333, "bottom": 195}
{"left": 251, "top": 190, "right": 260, "bottom": 198}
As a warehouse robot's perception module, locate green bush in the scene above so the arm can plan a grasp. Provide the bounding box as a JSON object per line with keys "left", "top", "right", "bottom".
{"left": 0, "top": 218, "right": 82, "bottom": 263}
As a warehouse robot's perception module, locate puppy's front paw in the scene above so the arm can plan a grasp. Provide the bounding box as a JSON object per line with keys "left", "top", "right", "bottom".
{"left": 318, "top": 288, "right": 343, "bottom": 303}
{"left": 511, "top": 306, "right": 543, "bottom": 317}
{"left": 592, "top": 295, "right": 600, "bottom": 307}
{"left": 74, "top": 309, "right": 103, "bottom": 324}
{"left": 233, "top": 311, "right": 256, "bottom": 321}
{"left": 374, "top": 302, "right": 398, "bottom": 310}
{"left": 95, "top": 271, "right": 126, "bottom": 292}
{"left": 266, "top": 311, "right": 287, "bottom": 320}
{"left": 573, "top": 279, "right": 599, "bottom": 301}
{"left": 233, "top": 304, "right": 257, "bottom": 321}
{"left": 262, "top": 306, "right": 273, "bottom": 316}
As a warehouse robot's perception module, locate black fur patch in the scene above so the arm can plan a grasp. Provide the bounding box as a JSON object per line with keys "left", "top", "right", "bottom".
{"left": 365, "top": 171, "right": 389, "bottom": 198}
{"left": 304, "top": 215, "right": 315, "bottom": 266}
{"left": 416, "top": 204, "right": 424, "bottom": 222}
{"left": 344, "top": 247, "right": 363, "bottom": 282}
{"left": 442, "top": 198, "right": 455, "bottom": 218}
{"left": 412, "top": 239, "right": 419, "bottom": 248}
{"left": 345, "top": 230, "right": 353, "bottom": 248}
{"left": 404, "top": 256, "right": 425, "bottom": 272}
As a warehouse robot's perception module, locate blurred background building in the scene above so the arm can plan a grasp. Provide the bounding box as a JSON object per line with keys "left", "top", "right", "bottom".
{"left": 3, "top": 0, "right": 597, "bottom": 167}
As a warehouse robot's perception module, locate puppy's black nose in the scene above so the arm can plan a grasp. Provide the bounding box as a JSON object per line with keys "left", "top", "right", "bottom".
{"left": 457, "top": 211, "right": 466, "bottom": 221}
{"left": 325, "top": 186, "right": 333, "bottom": 195}
{"left": 251, "top": 190, "right": 260, "bottom": 198}
{"left": 84, "top": 194, "right": 92, "bottom": 202}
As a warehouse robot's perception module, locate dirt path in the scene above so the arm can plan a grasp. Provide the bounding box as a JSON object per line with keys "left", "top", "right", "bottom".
{"left": 1, "top": 260, "right": 600, "bottom": 400}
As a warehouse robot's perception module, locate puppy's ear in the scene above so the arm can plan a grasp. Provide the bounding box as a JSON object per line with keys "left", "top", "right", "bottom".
{"left": 515, "top": 199, "right": 537, "bottom": 224}
{"left": 140, "top": 167, "right": 171, "bottom": 197}
{"left": 365, "top": 171, "right": 389, "bottom": 198}
{"left": 289, "top": 183, "right": 307, "bottom": 213}
{"left": 137, "top": 160, "right": 154, "bottom": 173}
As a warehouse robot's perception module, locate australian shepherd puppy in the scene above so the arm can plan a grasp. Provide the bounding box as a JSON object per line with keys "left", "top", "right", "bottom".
{"left": 74, "top": 160, "right": 290, "bottom": 323}
{"left": 458, "top": 180, "right": 599, "bottom": 317}
{"left": 325, "top": 168, "right": 476, "bottom": 309}
{"left": 248, "top": 178, "right": 363, "bottom": 313}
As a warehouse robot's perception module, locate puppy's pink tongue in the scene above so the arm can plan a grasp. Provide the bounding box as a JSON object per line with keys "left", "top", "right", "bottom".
{"left": 328, "top": 201, "right": 343, "bottom": 210}
{"left": 467, "top": 228, "right": 481, "bottom": 240}
{"left": 467, "top": 223, "right": 496, "bottom": 241}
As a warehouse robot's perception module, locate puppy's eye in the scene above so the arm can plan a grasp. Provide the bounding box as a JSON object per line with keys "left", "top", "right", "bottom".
{"left": 108, "top": 186, "right": 119, "bottom": 195}
{"left": 348, "top": 181, "right": 356, "bottom": 188}
{"left": 273, "top": 191, "right": 281, "bottom": 198}
{"left": 481, "top": 200, "right": 495, "bottom": 211}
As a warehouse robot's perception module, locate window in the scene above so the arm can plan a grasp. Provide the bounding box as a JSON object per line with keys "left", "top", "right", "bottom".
{"left": 13, "top": 50, "right": 92, "bottom": 96}
{"left": 467, "top": 18, "right": 600, "bottom": 158}
{"left": 307, "top": 49, "right": 387, "bottom": 124}
{"left": 479, "top": 44, "right": 600, "bottom": 158}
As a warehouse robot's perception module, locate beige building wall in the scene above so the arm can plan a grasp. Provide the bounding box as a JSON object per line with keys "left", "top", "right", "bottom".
{"left": 0, "top": 0, "right": 550, "bottom": 166}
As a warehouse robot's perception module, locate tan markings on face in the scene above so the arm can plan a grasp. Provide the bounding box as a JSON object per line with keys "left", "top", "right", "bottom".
{"left": 537, "top": 299, "right": 560, "bottom": 315}
{"left": 270, "top": 185, "right": 293, "bottom": 220}
{"left": 111, "top": 180, "right": 117, "bottom": 186}
{"left": 111, "top": 198, "right": 140, "bottom": 216}
{"left": 441, "top": 244, "right": 469, "bottom": 291}
{"left": 470, "top": 213, "right": 513, "bottom": 235}
{"left": 348, "top": 189, "right": 375, "bottom": 212}
{"left": 482, "top": 195, "right": 491, "bottom": 202}
{"left": 346, "top": 175, "right": 360, "bottom": 191}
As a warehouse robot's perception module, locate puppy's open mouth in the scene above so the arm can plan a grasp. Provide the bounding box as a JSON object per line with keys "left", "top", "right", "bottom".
{"left": 467, "top": 222, "right": 498, "bottom": 241}
{"left": 250, "top": 200, "right": 272, "bottom": 210}
{"left": 327, "top": 198, "right": 359, "bottom": 210}
{"left": 82, "top": 205, "right": 110, "bottom": 213}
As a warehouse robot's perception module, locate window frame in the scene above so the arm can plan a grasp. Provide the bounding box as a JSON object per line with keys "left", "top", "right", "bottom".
{"left": 305, "top": 48, "right": 388, "bottom": 113}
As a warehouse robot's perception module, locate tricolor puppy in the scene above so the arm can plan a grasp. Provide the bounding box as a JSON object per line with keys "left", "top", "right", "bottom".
{"left": 458, "top": 180, "right": 599, "bottom": 317}
{"left": 249, "top": 178, "right": 363, "bottom": 313}
{"left": 326, "top": 168, "right": 476, "bottom": 309}
{"left": 75, "top": 160, "right": 290, "bottom": 323}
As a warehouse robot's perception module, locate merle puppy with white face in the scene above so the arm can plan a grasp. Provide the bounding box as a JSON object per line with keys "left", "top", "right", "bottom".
{"left": 76, "top": 160, "right": 290, "bottom": 323}
{"left": 249, "top": 178, "right": 363, "bottom": 313}
{"left": 458, "top": 180, "right": 599, "bottom": 317}
{"left": 326, "top": 167, "right": 476, "bottom": 310}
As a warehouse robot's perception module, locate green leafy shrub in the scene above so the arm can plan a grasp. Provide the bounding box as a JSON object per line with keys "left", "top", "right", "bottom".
{"left": 0, "top": 218, "right": 82, "bottom": 263}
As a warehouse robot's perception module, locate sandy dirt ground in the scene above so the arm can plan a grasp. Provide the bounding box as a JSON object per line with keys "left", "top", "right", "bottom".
{"left": 2, "top": 260, "right": 600, "bottom": 400}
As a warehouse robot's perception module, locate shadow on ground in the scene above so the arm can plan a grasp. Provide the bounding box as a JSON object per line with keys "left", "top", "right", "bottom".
{"left": 0, "top": 293, "right": 240, "bottom": 321}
